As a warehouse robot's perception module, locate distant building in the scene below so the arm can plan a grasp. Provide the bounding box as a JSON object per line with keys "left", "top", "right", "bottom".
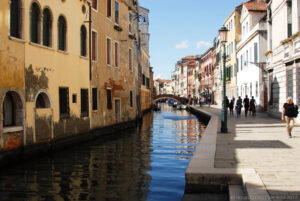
{"left": 154, "top": 79, "right": 173, "bottom": 95}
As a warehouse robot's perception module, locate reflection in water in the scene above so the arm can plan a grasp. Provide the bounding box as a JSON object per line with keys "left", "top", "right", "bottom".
{"left": 0, "top": 104, "right": 205, "bottom": 201}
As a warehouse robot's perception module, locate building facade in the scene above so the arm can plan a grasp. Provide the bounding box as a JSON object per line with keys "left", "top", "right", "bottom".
{"left": 266, "top": 0, "right": 300, "bottom": 119}
{"left": 236, "top": 1, "right": 268, "bottom": 110}
{"left": 224, "top": 5, "right": 242, "bottom": 99}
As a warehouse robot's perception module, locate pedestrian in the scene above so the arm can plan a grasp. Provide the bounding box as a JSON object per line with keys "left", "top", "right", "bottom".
{"left": 282, "top": 97, "right": 298, "bottom": 138}
{"left": 236, "top": 96, "right": 243, "bottom": 118}
{"left": 232, "top": 96, "right": 235, "bottom": 103}
{"left": 250, "top": 96, "right": 256, "bottom": 116}
{"left": 226, "top": 96, "right": 230, "bottom": 110}
{"left": 243, "top": 95, "right": 250, "bottom": 117}
{"left": 207, "top": 96, "right": 211, "bottom": 107}
{"left": 229, "top": 99, "right": 234, "bottom": 116}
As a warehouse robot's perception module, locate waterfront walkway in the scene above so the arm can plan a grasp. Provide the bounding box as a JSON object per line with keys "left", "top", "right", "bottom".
{"left": 196, "top": 105, "right": 300, "bottom": 200}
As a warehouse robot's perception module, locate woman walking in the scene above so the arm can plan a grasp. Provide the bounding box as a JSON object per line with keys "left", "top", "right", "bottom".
{"left": 282, "top": 97, "right": 298, "bottom": 138}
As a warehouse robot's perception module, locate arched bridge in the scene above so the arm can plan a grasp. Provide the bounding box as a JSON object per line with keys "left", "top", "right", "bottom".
{"left": 153, "top": 94, "right": 188, "bottom": 104}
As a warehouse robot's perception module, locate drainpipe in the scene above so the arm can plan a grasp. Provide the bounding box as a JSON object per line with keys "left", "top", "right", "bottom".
{"left": 88, "top": 2, "right": 92, "bottom": 81}
{"left": 134, "top": 6, "right": 142, "bottom": 120}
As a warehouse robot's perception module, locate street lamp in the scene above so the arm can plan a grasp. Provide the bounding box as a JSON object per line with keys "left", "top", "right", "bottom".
{"left": 219, "top": 26, "right": 228, "bottom": 133}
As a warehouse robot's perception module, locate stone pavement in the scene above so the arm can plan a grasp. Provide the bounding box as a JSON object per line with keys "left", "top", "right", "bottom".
{"left": 196, "top": 105, "right": 300, "bottom": 201}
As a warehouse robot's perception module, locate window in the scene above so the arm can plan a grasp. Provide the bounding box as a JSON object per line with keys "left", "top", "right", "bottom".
{"left": 30, "top": 2, "right": 41, "bottom": 43}
{"left": 81, "top": 89, "right": 89, "bottom": 117}
{"left": 92, "top": 88, "right": 98, "bottom": 110}
{"left": 10, "top": 0, "right": 22, "bottom": 38}
{"left": 115, "top": 1, "right": 119, "bottom": 24}
{"left": 107, "top": 0, "right": 112, "bottom": 18}
{"left": 80, "top": 25, "right": 87, "bottom": 57}
{"left": 256, "top": 81, "right": 258, "bottom": 97}
{"left": 58, "top": 16, "right": 67, "bottom": 51}
{"left": 107, "top": 89, "right": 112, "bottom": 109}
{"left": 107, "top": 38, "right": 111, "bottom": 65}
{"left": 129, "top": 13, "right": 132, "bottom": 33}
{"left": 36, "top": 92, "right": 51, "bottom": 108}
{"left": 237, "top": 59, "right": 239, "bottom": 73}
{"left": 3, "top": 93, "right": 14, "bottom": 126}
{"left": 130, "top": 91, "right": 133, "bottom": 107}
{"left": 142, "top": 74, "right": 145, "bottom": 85}
{"left": 146, "top": 77, "right": 150, "bottom": 88}
{"left": 92, "top": 0, "right": 97, "bottom": 10}
{"left": 254, "top": 43, "right": 258, "bottom": 63}
{"left": 250, "top": 83, "right": 253, "bottom": 97}
{"left": 115, "top": 42, "right": 119, "bottom": 67}
{"left": 129, "top": 48, "right": 132, "bottom": 70}
{"left": 59, "top": 87, "right": 69, "bottom": 119}
{"left": 240, "top": 55, "right": 243, "bottom": 71}
{"left": 246, "top": 50, "right": 248, "bottom": 67}
{"left": 72, "top": 94, "right": 77, "bottom": 103}
{"left": 42, "top": 8, "right": 52, "bottom": 47}
{"left": 250, "top": 47, "right": 252, "bottom": 63}
{"left": 92, "top": 31, "right": 97, "bottom": 61}
{"left": 246, "top": 22, "right": 248, "bottom": 33}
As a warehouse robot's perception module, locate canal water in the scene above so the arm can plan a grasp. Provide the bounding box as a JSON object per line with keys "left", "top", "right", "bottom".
{"left": 0, "top": 104, "right": 205, "bottom": 201}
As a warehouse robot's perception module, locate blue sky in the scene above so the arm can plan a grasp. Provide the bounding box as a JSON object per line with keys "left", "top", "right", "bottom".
{"left": 139, "top": 0, "right": 244, "bottom": 79}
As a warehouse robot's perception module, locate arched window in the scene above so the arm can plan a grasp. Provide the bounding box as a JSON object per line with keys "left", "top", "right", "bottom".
{"left": 10, "top": 0, "right": 22, "bottom": 38}
{"left": 58, "top": 16, "right": 67, "bottom": 51}
{"left": 36, "top": 92, "right": 51, "bottom": 108}
{"left": 3, "top": 93, "right": 14, "bottom": 126}
{"left": 42, "top": 8, "right": 52, "bottom": 47}
{"left": 80, "top": 25, "right": 87, "bottom": 57}
{"left": 3, "top": 91, "right": 23, "bottom": 127}
{"left": 30, "top": 2, "right": 41, "bottom": 43}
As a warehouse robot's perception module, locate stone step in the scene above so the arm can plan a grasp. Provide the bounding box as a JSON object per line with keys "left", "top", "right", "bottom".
{"left": 229, "top": 185, "right": 248, "bottom": 201}
{"left": 182, "top": 193, "right": 228, "bottom": 201}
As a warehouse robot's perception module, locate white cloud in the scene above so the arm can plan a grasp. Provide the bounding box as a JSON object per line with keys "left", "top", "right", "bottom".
{"left": 196, "top": 41, "right": 212, "bottom": 49}
{"left": 175, "top": 40, "right": 189, "bottom": 49}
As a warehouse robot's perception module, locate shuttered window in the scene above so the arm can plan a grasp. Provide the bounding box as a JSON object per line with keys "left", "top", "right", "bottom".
{"left": 92, "top": 88, "right": 98, "bottom": 110}
{"left": 59, "top": 87, "right": 69, "bottom": 119}
{"left": 58, "top": 16, "right": 66, "bottom": 51}
{"left": 30, "top": 3, "right": 40, "bottom": 43}
{"left": 92, "top": 0, "right": 97, "bottom": 10}
{"left": 107, "top": 89, "right": 112, "bottom": 109}
{"left": 92, "top": 31, "right": 97, "bottom": 60}
{"left": 10, "top": 0, "right": 22, "bottom": 38}
{"left": 81, "top": 25, "right": 87, "bottom": 57}
{"left": 81, "top": 89, "right": 89, "bottom": 117}
{"left": 130, "top": 91, "right": 133, "bottom": 107}
{"left": 43, "top": 8, "right": 52, "bottom": 47}
{"left": 107, "top": 0, "right": 111, "bottom": 17}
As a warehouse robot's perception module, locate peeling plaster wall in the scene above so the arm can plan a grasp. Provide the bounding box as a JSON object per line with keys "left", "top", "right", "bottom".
{"left": 0, "top": 1, "right": 26, "bottom": 151}
{"left": 24, "top": 0, "right": 90, "bottom": 142}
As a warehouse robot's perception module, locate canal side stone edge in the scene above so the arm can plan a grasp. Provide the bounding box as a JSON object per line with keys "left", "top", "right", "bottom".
{"left": 185, "top": 106, "right": 271, "bottom": 201}
{"left": 0, "top": 119, "right": 138, "bottom": 167}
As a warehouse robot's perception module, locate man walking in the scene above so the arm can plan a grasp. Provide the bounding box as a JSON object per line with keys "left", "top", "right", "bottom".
{"left": 282, "top": 97, "right": 298, "bottom": 138}
{"left": 236, "top": 96, "right": 243, "bottom": 118}
{"left": 243, "top": 95, "right": 250, "bottom": 117}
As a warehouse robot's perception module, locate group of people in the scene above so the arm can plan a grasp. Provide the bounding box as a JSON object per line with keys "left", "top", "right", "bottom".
{"left": 226, "top": 95, "right": 256, "bottom": 118}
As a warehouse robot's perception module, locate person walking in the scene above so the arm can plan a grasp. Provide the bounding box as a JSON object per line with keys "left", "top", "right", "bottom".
{"left": 250, "top": 96, "right": 256, "bottom": 116}
{"left": 229, "top": 99, "right": 234, "bottom": 116}
{"left": 282, "top": 97, "right": 298, "bottom": 138}
{"left": 236, "top": 96, "right": 243, "bottom": 118}
{"left": 243, "top": 95, "right": 250, "bottom": 117}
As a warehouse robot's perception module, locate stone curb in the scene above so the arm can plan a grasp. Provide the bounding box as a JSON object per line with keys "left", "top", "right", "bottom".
{"left": 185, "top": 106, "right": 271, "bottom": 201}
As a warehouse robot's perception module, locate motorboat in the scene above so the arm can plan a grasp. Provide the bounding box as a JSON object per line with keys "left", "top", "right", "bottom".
{"left": 153, "top": 104, "right": 161, "bottom": 111}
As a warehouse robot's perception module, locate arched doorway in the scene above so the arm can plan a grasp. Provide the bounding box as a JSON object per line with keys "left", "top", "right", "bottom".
{"left": 2, "top": 91, "right": 24, "bottom": 150}
{"left": 35, "top": 92, "right": 53, "bottom": 143}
